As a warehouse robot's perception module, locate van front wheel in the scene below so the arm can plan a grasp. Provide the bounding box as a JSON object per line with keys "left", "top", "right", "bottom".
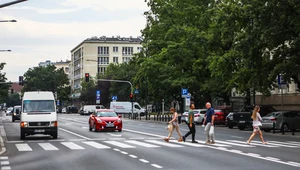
{"left": 20, "top": 129, "right": 25, "bottom": 140}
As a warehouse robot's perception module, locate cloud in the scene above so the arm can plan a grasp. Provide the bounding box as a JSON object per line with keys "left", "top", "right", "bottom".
{"left": 7, "top": 6, "right": 83, "bottom": 14}
{"left": 61, "top": 0, "right": 148, "bottom": 11}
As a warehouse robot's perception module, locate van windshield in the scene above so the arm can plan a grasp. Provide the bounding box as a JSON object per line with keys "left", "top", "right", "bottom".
{"left": 23, "top": 100, "right": 55, "bottom": 112}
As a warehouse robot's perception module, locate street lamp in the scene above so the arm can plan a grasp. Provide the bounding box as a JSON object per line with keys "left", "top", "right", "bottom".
{"left": 0, "top": 20, "right": 17, "bottom": 22}
{"left": 0, "top": 50, "right": 11, "bottom": 52}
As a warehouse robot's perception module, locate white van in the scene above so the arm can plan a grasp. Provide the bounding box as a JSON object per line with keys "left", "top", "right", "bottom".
{"left": 20, "top": 91, "right": 57, "bottom": 139}
{"left": 79, "top": 105, "right": 105, "bottom": 115}
{"left": 110, "top": 102, "right": 145, "bottom": 116}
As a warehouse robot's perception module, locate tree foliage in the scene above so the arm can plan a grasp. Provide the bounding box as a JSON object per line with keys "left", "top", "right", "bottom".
{"left": 0, "top": 63, "right": 9, "bottom": 103}
{"left": 22, "top": 65, "right": 70, "bottom": 102}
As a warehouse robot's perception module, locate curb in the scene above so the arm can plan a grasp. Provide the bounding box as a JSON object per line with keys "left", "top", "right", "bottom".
{"left": 0, "top": 126, "right": 6, "bottom": 155}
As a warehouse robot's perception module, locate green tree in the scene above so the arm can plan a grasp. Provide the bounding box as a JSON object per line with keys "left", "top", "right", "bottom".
{"left": 6, "top": 93, "right": 21, "bottom": 107}
{"left": 0, "top": 63, "right": 9, "bottom": 103}
{"left": 22, "top": 65, "right": 70, "bottom": 102}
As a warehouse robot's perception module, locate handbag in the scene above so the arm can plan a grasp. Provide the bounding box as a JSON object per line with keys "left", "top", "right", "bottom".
{"left": 209, "top": 125, "right": 214, "bottom": 136}
{"left": 167, "top": 123, "right": 173, "bottom": 131}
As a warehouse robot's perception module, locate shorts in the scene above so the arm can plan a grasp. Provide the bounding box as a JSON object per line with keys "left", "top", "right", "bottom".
{"left": 253, "top": 126, "right": 260, "bottom": 132}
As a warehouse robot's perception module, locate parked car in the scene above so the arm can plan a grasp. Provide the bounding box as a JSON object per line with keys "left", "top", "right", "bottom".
{"left": 12, "top": 105, "right": 21, "bottom": 122}
{"left": 232, "top": 105, "right": 276, "bottom": 130}
{"left": 5, "top": 107, "right": 13, "bottom": 116}
{"left": 89, "top": 109, "right": 122, "bottom": 132}
{"left": 225, "top": 112, "right": 237, "bottom": 128}
{"left": 66, "top": 106, "right": 79, "bottom": 114}
{"left": 214, "top": 110, "right": 226, "bottom": 125}
{"left": 181, "top": 109, "right": 207, "bottom": 124}
{"left": 261, "top": 111, "right": 300, "bottom": 132}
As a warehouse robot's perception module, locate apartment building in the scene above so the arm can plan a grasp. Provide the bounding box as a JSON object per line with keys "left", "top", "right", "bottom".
{"left": 38, "top": 60, "right": 70, "bottom": 75}
{"left": 69, "top": 36, "right": 143, "bottom": 104}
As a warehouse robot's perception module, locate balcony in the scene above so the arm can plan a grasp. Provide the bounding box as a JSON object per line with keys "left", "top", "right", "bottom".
{"left": 74, "top": 74, "right": 81, "bottom": 80}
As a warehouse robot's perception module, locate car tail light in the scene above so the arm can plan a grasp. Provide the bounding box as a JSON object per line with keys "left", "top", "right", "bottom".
{"left": 194, "top": 114, "right": 200, "bottom": 117}
{"left": 270, "top": 118, "right": 277, "bottom": 122}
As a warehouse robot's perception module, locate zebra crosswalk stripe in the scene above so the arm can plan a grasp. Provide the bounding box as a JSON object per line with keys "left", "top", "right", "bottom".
{"left": 251, "top": 141, "right": 298, "bottom": 148}
{"left": 145, "top": 140, "right": 183, "bottom": 147}
{"left": 218, "top": 140, "right": 254, "bottom": 147}
{"left": 228, "top": 140, "right": 277, "bottom": 147}
{"left": 125, "top": 140, "right": 160, "bottom": 148}
{"left": 16, "top": 144, "right": 32, "bottom": 151}
{"left": 83, "top": 141, "right": 110, "bottom": 149}
{"left": 38, "top": 143, "right": 59, "bottom": 151}
{"left": 103, "top": 141, "right": 136, "bottom": 148}
{"left": 61, "top": 142, "right": 84, "bottom": 150}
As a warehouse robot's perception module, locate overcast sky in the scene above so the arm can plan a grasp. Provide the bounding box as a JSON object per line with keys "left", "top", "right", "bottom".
{"left": 0, "top": 0, "right": 149, "bottom": 81}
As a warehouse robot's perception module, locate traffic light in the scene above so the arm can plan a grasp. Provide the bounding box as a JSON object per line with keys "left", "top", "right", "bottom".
{"left": 85, "top": 73, "right": 90, "bottom": 82}
{"left": 130, "top": 93, "right": 133, "bottom": 102}
{"left": 19, "top": 76, "right": 24, "bottom": 86}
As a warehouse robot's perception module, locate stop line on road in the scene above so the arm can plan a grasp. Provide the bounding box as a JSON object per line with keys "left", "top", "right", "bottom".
{"left": 9, "top": 139, "right": 300, "bottom": 152}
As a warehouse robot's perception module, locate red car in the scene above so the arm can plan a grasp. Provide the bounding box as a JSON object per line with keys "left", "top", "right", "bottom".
{"left": 89, "top": 109, "right": 122, "bottom": 132}
{"left": 214, "top": 110, "right": 226, "bottom": 125}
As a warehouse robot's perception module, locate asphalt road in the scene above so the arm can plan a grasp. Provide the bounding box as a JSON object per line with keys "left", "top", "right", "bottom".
{"left": 0, "top": 112, "right": 300, "bottom": 170}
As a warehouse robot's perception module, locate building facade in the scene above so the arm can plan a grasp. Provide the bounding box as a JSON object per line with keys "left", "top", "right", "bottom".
{"left": 69, "top": 36, "right": 143, "bottom": 106}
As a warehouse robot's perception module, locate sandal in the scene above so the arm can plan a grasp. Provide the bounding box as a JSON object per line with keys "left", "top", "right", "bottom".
{"left": 178, "top": 138, "right": 183, "bottom": 142}
{"left": 246, "top": 141, "right": 251, "bottom": 145}
{"left": 164, "top": 138, "right": 169, "bottom": 142}
{"left": 262, "top": 142, "right": 268, "bottom": 145}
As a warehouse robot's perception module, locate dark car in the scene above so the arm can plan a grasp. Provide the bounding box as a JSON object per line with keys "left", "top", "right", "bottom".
{"left": 67, "top": 106, "right": 79, "bottom": 114}
{"left": 233, "top": 105, "right": 276, "bottom": 130}
{"left": 12, "top": 105, "right": 22, "bottom": 122}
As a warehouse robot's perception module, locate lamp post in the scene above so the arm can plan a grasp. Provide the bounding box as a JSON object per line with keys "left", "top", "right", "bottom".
{"left": 0, "top": 50, "right": 11, "bottom": 52}
{"left": 0, "top": 0, "right": 28, "bottom": 9}
{"left": 0, "top": 20, "right": 16, "bottom": 22}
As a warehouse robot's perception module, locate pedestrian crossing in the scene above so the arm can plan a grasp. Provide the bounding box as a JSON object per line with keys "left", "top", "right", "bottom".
{"left": 8, "top": 139, "right": 300, "bottom": 152}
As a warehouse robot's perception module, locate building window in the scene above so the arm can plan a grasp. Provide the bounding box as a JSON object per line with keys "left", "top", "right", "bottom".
{"left": 137, "top": 47, "right": 143, "bottom": 52}
{"left": 113, "top": 57, "right": 119, "bottom": 64}
{"left": 113, "top": 46, "right": 118, "bottom": 52}
{"left": 122, "top": 47, "right": 134, "bottom": 55}
{"left": 122, "top": 57, "right": 131, "bottom": 63}
{"left": 98, "top": 67, "right": 107, "bottom": 74}
{"left": 98, "top": 57, "right": 109, "bottom": 64}
{"left": 98, "top": 46, "right": 109, "bottom": 55}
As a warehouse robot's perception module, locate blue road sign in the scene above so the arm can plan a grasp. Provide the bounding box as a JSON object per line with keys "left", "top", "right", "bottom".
{"left": 56, "top": 101, "right": 60, "bottom": 106}
{"left": 96, "top": 90, "right": 100, "bottom": 95}
{"left": 112, "top": 96, "right": 117, "bottom": 100}
{"left": 134, "top": 89, "right": 139, "bottom": 94}
{"left": 181, "top": 88, "right": 188, "bottom": 96}
{"left": 278, "top": 75, "right": 287, "bottom": 85}
{"left": 96, "top": 96, "right": 100, "bottom": 100}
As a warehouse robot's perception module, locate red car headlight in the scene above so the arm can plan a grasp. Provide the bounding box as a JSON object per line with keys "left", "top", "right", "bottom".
{"left": 117, "top": 118, "right": 122, "bottom": 123}
{"left": 97, "top": 118, "right": 102, "bottom": 123}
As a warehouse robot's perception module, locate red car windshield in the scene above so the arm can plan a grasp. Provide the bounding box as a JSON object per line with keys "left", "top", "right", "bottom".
{"left": 96, "top": 111, "right": 117, "bottom": 117}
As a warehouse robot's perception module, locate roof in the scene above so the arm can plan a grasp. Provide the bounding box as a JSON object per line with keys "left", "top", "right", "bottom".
{"left": 71, "top": 36, "right": 143, "bottom": 52}
{"left": 9, "top": 83, "right": 23, "bottom": 93}
{"left": 23, "top": 91, "right": 55, "bottom": 100}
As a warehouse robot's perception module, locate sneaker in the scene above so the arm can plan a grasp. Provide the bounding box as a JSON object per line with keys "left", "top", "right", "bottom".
{"left": 182, "top": 136, "right": 186, "bottom": 142}
{"left": 210, "top": 141, "right": 215, "bottom": 144}
{"left": 191, "top": 140, "right": 198, "bottom": 143}
{"left": 205, "top": 140, "right": 211, "bottom": 145}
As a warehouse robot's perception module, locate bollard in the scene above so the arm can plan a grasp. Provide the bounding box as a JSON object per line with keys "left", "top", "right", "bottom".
{"left": 281, "top": 124, "right": 285, "bottom": 135}
{"left": 292, "top": 124, "right": 295, "bottom": 136}
{"left": 168, "top": 115, "right": 170, "bottom": 121}
{"left": 273, "top": 121, "right": 275, "bottom": 134}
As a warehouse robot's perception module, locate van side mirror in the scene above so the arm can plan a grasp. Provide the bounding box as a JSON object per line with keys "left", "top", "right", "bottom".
{"left": 16, "top": 109, "right": 20, "bottom": 114}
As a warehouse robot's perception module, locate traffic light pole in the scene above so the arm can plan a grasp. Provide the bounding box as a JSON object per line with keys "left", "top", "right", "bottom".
{"left": 96, "top": 79, "right": 134, "bottom": 118}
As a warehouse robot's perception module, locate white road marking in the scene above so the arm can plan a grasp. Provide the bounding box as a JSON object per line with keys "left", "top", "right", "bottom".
{"left": 145, "top": 140, "right": 183, "bottom": 147}
{"left": 0, "top": 157, "right": 8, "bottom": 160}
{"left": 265, "top": 157, "right": 280, "bottom": 161}
{"left": 69, "top": 139, "right": 87, "bottom": 142}
{"left": 61, "top": 142, "right": 84, "bottom": 150}
{"left": 229, "top": 149, "right": 242, "bottom": 154}
{"left": 251, "top": 141, "right": 296, "bottom": 148}
{"left": 83, "top": 141, "right": 110, "bottom": 149}
{"left": 129, "top": 155, "right": 137, "bottom": 158}
{"left": 228, "top": 140, "right": 277, "bottom": 147}
{"left": 113, "top": 148, "right": 120, "bottom": 151}
{"left": 0, "top": 161, "right": 9, "bottom": 165}
{"left": 287, "top": 161, "right": 300, "bottom": 166}
{"left": 38, "top": 143, "right": 59, "bottom": 151}
{"left": 139, "top": 159, "right": 149, "bottom": 163}
{"left": 6, "top": 141, "right": 23, "bottom": 143}
{"left": 169, "top": 140, "right": 206, "bottom": 147}
{"left": 109, "top": 138, "right": 126, "bottom": 140}
{"left": 28, "top": 140, "right": 45, "bottom": 143}
{"left": 123, "top": 129, "right": 166, "bottom": 138}
{"left": 125, "top": 140, "right": 160, "bottom": 148}
{"left": 1, "top": 166, "right": 11, "bottom": 170}
{"left": 151, "top": 164, "right": 163, "bottom": 168}
{"left": 16, "top": 144, "right": 32, "bottom": 151}
{"left": 120, "top": 151, "right": 128, "bottom": 154}
{"left": 230, "top": 136, "right": 244, "bottom": 139}
{"left": 103, "top": 141, "right": 136, "bottom": 148}
{"left": 220, "top": 140, "right": 254, "bottom": 147}
{"left": 269, "top": 141, "right": 300, "bottom": 147}
{"left": 106, "top": 133, "right": 122, "bottom": 137}
{"left": 287, "top": 141, "right": 300, "bottom": 144}
{"left": 50, "top": 139, "right": 65, "bottom": 142}
{"left": 197, "top": 140, "right": 230, "bottom": 147}
{"left": 82, "top": 127, "right": 89, "bottom": 129}
{"left": 129, "top": 137, "right": 145, "bottom": 140}
{"left": 59, "top": 128, "right": 91, "bottom": 140}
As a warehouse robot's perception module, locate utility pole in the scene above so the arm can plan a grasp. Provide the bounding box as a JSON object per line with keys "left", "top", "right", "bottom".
{"left": 0, "top": 0, "right": 28, "bottom": 9}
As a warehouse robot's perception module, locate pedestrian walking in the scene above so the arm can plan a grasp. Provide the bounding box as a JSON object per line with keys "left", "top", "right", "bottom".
{"left": 203, "top": 102, "right": 215, "bottom": 144}
{"left": 247, "top": 106, "right": 268, "bottom": 145}
{"left": 164, "top": 107, "right": 183, "bottom": 142}
{"left": 182, "top": 103, "right": 198, "bottom": 143}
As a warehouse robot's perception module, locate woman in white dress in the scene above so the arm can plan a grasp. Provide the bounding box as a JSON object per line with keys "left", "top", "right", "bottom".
{"left": 247, "top": 106, "right": 268, "bottom": 145}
